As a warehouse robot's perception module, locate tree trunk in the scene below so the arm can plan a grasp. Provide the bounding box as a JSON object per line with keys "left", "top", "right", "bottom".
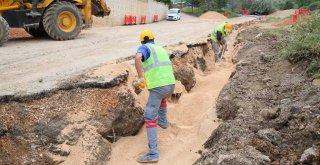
{"left": 192, "top": 2, "right": 194, "bottom": 13}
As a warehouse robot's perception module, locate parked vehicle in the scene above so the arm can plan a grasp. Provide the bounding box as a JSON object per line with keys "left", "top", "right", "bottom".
{"left": 167, "top": 8, "right": 181, "bottom": 21}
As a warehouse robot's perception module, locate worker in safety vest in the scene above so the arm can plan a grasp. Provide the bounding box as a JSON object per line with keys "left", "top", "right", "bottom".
{"left": 211, "top": 22, "right": 232, "bottom": 63}
{"left": 134, "top": 30, "right": 176, "bottom": 163}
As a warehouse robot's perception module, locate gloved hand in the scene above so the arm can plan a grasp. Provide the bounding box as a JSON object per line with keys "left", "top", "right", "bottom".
{"left": 219, "top": 40, "right": 226, "bottom": 46}
{"left": 133, "top": 78, "right": 146, "bottom": 89}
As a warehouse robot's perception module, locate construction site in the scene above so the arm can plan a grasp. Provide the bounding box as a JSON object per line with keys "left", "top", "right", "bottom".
{"left": 0, "top": 0, "right": 320, "bottom": 164}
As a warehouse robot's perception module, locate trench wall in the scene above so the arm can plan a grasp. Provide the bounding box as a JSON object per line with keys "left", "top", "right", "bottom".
{"left": 0, "top": 20, "right": 257, "bottom": 164}
{"left": 93, "top": 0, "right": 168, "bottom": 26}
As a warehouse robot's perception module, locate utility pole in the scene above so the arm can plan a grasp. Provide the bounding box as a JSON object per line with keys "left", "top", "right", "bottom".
{"left": 181, "top": 0, "right": 183, "bottom": 9}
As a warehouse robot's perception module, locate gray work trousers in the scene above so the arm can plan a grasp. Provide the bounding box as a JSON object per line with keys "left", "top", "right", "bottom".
{"left": 144, "top": 84, "right": 175, "bottom": 155}
{"left": 212, "top": 38, "right": 226, "bottom": 63}
{"left": 212, "top": 41, "right": 220, "bottom": 63}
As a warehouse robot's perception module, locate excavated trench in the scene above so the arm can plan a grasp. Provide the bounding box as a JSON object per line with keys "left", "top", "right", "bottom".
{"left": 195, "top": 27, "right": 320, "bottom": 165}
{"left": 0, "top": 39, "right": 215, "bottom": 165}
{"left": 0, "top": 20, "right": 256, "bottom": 164}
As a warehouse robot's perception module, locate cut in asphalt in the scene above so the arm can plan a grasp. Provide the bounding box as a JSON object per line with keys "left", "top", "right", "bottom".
{"left": 0, "top": 14, "right": 256, "bottom": 96}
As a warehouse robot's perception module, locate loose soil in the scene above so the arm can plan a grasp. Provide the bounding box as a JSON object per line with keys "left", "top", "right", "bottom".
{"left": 196, "top": 27, "right": 320, "bottom": 164}
{"left": 199, "top": 11, "right": 228, "bottom": 22}
{"left": 107, "top": 29, "right": 240, "bottom": 165}
{"left": 9, "top": 28, "right": 31, "bottom": 39}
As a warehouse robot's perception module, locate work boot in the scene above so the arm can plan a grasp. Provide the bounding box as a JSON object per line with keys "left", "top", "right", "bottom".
{"left": 137, "top": 153, "right": 159, "bottom": 163}
{"left": 26, "top": 11, "right": 41, "bottom": 17}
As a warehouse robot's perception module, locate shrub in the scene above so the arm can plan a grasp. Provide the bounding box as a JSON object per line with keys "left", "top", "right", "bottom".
{"left": 308, "top": 2, "right": 320, "bottom": 11}
{"left": 280, "top": 14, "right": 320, "bottom": 77}
{"left": 250, "top": 0, "right": 275, "bottom": 15}
{"left": 295, "top": 0, "right": 319, "bottom": 8}
{"left": 283, "top": 1, "right": 295, "bottom": 9}
{"left": 276, "top": 0, "right": 295, "bottom": 10}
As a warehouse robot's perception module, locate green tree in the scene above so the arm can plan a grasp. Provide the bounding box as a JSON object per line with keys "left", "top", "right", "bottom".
{"left": 295, "top": 0, "right": 319, "bottom": 7}
{"left": 186, "top": 0, "right": 202, "bottom": 13}
{"left": 156, "top": 0, "right": 172, "bottom": 5}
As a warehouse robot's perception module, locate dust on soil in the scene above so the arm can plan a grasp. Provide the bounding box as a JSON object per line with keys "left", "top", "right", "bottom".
{"left": 199, "top": 11, "right": 228, "bottom": 21}
{"left": 195, "top": 27, "right": 320, "bottom": 164}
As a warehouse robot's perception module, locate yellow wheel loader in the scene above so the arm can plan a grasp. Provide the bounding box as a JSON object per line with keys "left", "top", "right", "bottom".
{"left": 0, "top": 0, "right": 111, "bottom": 45}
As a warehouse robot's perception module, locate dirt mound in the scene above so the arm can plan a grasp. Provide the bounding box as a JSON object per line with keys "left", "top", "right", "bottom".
{"left": 196, "top": 28, "right": 320, "bottom": 164}
{"left": 269, "top": 9, "right": 295, "bottom": 18}
{"left": 199, "top": 11, "right": 228, "bottom": 21}
{"left": 9, "top": 28, "right": 31, "bottom": 39}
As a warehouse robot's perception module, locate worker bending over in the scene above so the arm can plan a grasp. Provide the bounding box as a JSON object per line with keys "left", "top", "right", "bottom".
{"left": 134, "top": 30, "right": 176, "bottom": 163}
{"left": 211, "top": 22, "right": 232, "bottom": 63}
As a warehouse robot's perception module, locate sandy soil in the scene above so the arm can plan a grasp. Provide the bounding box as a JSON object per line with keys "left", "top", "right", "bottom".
{"left": 199, "top": 11, "right": 228, "bottom": 21}
{"left": 0, "top": 14, "right": 255, "bottom": 97}
{"left": 9, "top": 28, "right": 31, "bottom": 39}
{"left": 107, "top": 31, "right": 238, "bottom": 165}
{"left": 107, "top": 66, "right": 233, "bottom": 165}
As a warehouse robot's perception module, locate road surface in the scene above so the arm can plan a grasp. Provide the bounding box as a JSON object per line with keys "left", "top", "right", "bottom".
{"left": 0, "top": 14, "right": 255, "bottom": 96}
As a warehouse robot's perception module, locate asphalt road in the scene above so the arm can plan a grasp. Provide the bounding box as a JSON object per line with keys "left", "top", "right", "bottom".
{"left": 0, "top": 14, "right": 255, "bottom": 96}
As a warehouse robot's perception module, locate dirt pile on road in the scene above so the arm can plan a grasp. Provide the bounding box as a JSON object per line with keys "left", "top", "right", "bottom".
{"left": 195, "top": 27, "right": 320, "bottom": 164}
{"left": 199, "top": 11, "right": 228, "bottom": 22}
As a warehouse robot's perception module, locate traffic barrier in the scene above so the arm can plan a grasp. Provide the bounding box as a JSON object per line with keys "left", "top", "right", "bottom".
{"left": 124, "top": 15, "right": 129, "bottom": 25}
{"left": 223, "top": 11, "right": 228, "bottom": 17}
{"left": 293, "top": 13, "right": 298, "bottom": 24}
{"left": 298, "top": 8, "right": 312, "bottom": 15}
{"left": 153, "top": 15, "right": 158, "bottom": 22}
{"left": 124, "top": 15, "right": 137, "bottom": 25}
{"left": 241, "top": 10, "right": 250, "bottom": 15}
{"left": 132, "top": 16, "right": 137, "bottom": 25}
{"left": 292, "top": 8, "right": 312, "bottom": 24}
{"left": 140, "top": 16, "right": 146, "bottom": 24}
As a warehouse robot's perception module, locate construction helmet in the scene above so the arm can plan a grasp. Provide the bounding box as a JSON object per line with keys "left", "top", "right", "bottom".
{"left": 224, "top": 22, "right": 232, "bottom": 33}
{"left": 140, "top": 30, "right": 154, "bottom": 44}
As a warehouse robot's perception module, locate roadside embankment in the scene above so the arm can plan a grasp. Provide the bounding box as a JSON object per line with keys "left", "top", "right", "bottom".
{"left": 195, "top": 27, "right": 320, "bottom": 165}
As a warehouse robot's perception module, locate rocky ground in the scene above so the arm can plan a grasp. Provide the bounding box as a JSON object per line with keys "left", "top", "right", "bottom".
{"left": 195, "top": 27, "right": 320, "bottom": 164}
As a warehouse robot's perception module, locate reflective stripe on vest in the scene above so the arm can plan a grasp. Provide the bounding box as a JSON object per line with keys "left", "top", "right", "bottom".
{"left": 142, "top": 43, "right": 176, "bottom": 89}
{"left": 143, "top": 44, "right": 172, "bottom": 72}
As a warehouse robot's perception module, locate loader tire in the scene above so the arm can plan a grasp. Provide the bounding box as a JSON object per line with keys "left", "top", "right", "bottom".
{"left": 24, "top": 23, "right": 48, "bottom": 38}
{"left": 43, "top": 1, "right": 82, "bottom": 40}
{"left": 0, "top": 16, "right": 9, "bottom": 46}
